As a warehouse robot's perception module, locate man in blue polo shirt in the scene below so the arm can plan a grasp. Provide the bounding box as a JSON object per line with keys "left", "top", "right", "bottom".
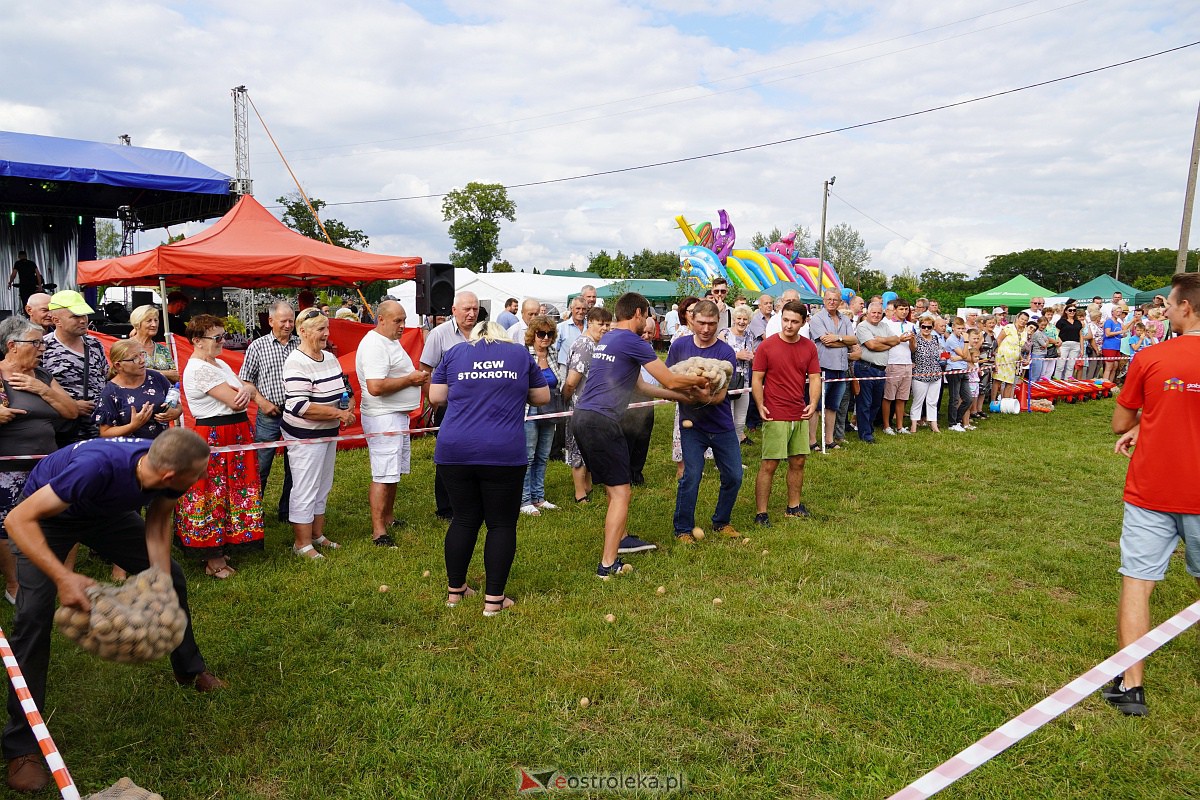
{"left": 667, "top": 300, "right": 743, "bottom": 543}
{"left": 2, "top": 430, "right": 224, "bottom": 793}
{"left": 572, "top": 293, "right": 709, "bottom": 579}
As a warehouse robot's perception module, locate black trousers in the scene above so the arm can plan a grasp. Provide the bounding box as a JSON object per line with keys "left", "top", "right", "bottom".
{"left": 440, "top": 464, "right": 525, "bottom": 597}
{"left": 621, "top": 405, "right": 655, "bottom": 483}
{"left": 3, "top": 511, "right": 206, "bottom": 759}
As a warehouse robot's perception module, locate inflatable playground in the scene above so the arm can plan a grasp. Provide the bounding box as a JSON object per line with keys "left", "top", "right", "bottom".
{"left": 676, "top": 210, "right": 843, "bottom": 296}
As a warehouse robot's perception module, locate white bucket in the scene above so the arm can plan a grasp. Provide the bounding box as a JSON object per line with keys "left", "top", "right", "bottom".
{"left": 1000, "top": 398, "right": 1021, "bottom": 414}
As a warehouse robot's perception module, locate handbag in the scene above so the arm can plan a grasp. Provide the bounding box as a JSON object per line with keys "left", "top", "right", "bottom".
{"left": 729, "top": 370, "right": 746, "bottom": 391}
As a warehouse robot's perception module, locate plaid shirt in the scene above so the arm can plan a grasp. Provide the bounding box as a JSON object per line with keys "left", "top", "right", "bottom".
{"left": 239, "top": 333, "right": 299, "bottom": 406}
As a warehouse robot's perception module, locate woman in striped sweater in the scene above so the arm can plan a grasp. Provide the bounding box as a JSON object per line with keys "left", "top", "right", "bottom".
{"left": 282, "top": 307, "right": 356, "bottom": 560}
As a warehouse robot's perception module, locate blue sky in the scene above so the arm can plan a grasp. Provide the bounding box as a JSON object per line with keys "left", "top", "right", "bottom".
{"left": 2, "top": 0, "right": 1198, "bottom": 278}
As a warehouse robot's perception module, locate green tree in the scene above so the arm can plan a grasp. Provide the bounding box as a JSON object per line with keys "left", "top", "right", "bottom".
{"left": 588, "top": 249, "right": 633, "bottom": 279}
{"left": 630, "top": 249, "right": 680, "bottom": 280}
{"left": 888, "top": 267, "right": 921, "bottom": 300}
{"left": 823, "top": 223, "right": 871, "bottom": 287}
{"left": 1133, "top": 273, "right": 1173, "bottom": 291}
{"left": 95, "top": 220, "right": 121, "bottom": 258}
{"left": 441, "top": 182, "right": 516, "bottom": 272}
{"left": 277, "top": 193, "right": 369, "bottom": 250}
{"left": 492, "top": 259, "right": 515, "bottom": 273}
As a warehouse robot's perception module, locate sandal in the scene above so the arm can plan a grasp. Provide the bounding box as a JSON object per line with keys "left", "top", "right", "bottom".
{"left": 312, "top": 535, "right": 341, "bottom": 549}
{"left": 292, "top": 544, "right": 325, "bottom": 560}
{"left": 483, "top": 595, "right": 515, "bottom": 617}
{"left": 205, "top": 563, "right": 236, "bottom": 580}
{"left": 446, "top": 585, "right": 476, "bottom": 608}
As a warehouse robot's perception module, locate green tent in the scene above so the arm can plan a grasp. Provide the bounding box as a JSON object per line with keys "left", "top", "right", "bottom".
{"left": 584, "top": 279, "right": 679, "bottom": 304}
{"left": 964, "top": 275, "right": 1056, "bottom": 308}
{"left": 1065, "top": 274, "right": 1138, "bottom": 302}
{"left": 1134, "top": 285, "right": 1170, "bottom": 306}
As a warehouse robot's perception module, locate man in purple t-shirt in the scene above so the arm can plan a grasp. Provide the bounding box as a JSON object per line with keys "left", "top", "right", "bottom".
{"left": 2, "top": 431, "right": 223, "bottom": 793}
{"left": 573, "top": 293, "right": 709, "bottom": 579}
{"left": 666, "top": 300, "right": 743, "bottom": 543}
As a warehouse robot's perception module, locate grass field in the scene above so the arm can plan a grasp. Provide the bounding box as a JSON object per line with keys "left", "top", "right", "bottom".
{"left": 10, "top": 397, "right": 1200, "bottom": 799}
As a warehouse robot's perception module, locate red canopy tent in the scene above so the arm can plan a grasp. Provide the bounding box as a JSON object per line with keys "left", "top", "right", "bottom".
{"left": 77, "top": 194, "right": 426, "bottom": 447}
{"left": 76, "top": 193, "right": 421, "bottom": 287}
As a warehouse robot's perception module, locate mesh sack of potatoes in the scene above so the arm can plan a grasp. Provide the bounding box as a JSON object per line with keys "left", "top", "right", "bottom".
{"left": 53, "top": 567, "right": 186, "bottom": 664}
{"left": 667, "top": 356, "right": 733, "bottom": 392}
{"left": 84, "top": 777, "right": 164, "bottom": 800}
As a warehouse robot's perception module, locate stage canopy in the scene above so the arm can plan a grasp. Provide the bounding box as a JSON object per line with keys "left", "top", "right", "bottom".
{"left": 0, "top": 130, "right": 235, "bottom": 228}
{"left": 77, "top": 194, "right": 421, "bottom": 289}
{"left": 965, "top": 275, "right": 1056, "bottom": 308}
{"left": 1065, "top": 274, "right": 1138, "bottom": 302}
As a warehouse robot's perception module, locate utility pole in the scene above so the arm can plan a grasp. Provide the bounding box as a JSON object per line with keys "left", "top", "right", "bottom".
{"left": 1115, "top": 242, "right": 1127, "bottom": 281}
{"left": 1178, "top": 98, "right": 1200, "bottom": 273}
{"left": 818, "top": 176, "right": 835, "bottom": 293}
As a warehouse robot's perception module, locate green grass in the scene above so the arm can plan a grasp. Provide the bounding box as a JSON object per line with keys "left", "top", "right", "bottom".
{"left": 12, "top": 398, "right": 1200, "bottom": 799}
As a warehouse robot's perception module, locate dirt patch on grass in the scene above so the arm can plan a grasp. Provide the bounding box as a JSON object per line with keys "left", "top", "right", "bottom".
{"left": 887, "top": 639, "right": 1020, "bottom": 688}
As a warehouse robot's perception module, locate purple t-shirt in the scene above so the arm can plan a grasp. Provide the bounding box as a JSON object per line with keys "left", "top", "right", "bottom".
{"left": 432, "top": 340, "right": 547, "bottom": 466}
{"left": 574, "top": 328, "right": 659, "bottom": 420}
{"left": 22, "top": 438, "right": 183, "bottom": 519}
{"left": 666, "top": 336, "right": 736, "bottom": 434}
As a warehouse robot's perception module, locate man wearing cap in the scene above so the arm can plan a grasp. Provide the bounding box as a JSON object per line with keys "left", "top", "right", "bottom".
{"left": 23, "top": 293, "right": 53, "bottom": 334}
{"left": 42, "top": 291, "right": 108, "bottom": 443}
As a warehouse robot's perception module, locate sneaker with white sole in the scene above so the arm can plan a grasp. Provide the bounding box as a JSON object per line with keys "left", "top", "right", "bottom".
{"left": 964, "top": 424, "right": 978, "bottom": 431}
{"left": 949, "top": 424, "right": 966, "bottom": 432}
{"left": 596, "top": 558, "right": 632, "bottom": 579}
{"left": 535, "top": 500, "right": 559, "bottom": 510}
{"left": 897, "top": 427, "right": 912, "bottom": 435}
{"left": 883, "top": 427, "right": 896, "bottom": 435}
{"left": 519, "top": 504, "right": 541, "bottom": 515}
{"left": 617, "top": 535, "right": 657, "bottom": 554}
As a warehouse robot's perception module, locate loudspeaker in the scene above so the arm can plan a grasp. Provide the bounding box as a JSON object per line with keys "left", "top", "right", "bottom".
{"left": 131, "top": 290, "right": 154, "bottom": 308}
{"left": 415, "top": 263, "right": 455, "bottom": 317}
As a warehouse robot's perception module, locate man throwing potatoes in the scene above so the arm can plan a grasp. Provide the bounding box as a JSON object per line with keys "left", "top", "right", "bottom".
{"left": 2, "top": 430, "right": 224, "bottom": 793}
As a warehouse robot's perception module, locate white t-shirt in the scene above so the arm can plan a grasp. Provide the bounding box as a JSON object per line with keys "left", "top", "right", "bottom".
{"left": 355, "top": 329, "right": 421, "bottom": 416}
{"left": 764, "top": 314, "right": 810, "bottom": 340}
{"left": 183, "top": 358, "right": 244, "bottom": 419}
{"left": 507, "top": 320, "right": 528, "bottom": 344}
{"left": 884, "top": 319, "right": 914, "bottom": 365}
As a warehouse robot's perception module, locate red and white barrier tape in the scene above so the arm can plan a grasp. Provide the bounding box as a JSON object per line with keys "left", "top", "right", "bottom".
{"left": 887, "top": 598, "right": 1200, "bottom": 800}
{"left": 0, "top": 626, "right": 80, "bottom": 800}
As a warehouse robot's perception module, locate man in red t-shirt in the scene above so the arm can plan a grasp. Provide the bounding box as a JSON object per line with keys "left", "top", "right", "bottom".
{"left": 1105, "top": 272, "right": 1200, "bottom": 716}
{"left": 751, "top": 301, "right": 821, "bottom": 525}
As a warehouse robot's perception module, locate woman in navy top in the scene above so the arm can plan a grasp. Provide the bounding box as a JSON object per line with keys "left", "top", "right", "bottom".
{"left": 430, "top": 321, "right": 549, "bottom": 617}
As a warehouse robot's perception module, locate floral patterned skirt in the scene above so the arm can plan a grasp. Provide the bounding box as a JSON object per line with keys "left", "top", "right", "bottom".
{"left": 174, "top": 420, "right": 265, "bottom": 559}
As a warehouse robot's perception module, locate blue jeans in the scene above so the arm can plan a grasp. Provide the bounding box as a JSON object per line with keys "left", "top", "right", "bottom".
{"left": 254, "top": 411, "right": 292, "bottom": 517}
{"left": 673, "top": 427, "right": 743, "bottom": 533}
{"left": 522, "top": 419, "right": 556, "bottom": 505}
{"left": 1029, "top": 354, "right": 1047, "bottom": 383}
{"left": 819, "top": 368, "right": 847, "bottom": 411}
{"left": 945, "top": 371, "right": 971, "bottom": 425}
{"left": 854, "top": 362, "right": 885, "bottom": 441}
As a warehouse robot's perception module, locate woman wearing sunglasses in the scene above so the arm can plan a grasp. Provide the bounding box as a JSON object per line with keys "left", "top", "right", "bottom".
{"left": 176, "top": 314, "right": 265, "bottom": 579}
{"left": 521, "top": 316, "right": 566, "bottom": 515}
{"left": 909, "top": 318, "right": 943, "bottom": 433}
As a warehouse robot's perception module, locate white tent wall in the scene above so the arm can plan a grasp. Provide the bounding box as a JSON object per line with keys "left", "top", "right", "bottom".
{"left": 387, "top": 270, "right": 614, "bottom": 321}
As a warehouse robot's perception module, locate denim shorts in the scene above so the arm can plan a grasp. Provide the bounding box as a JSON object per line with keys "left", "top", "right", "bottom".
{"left": 1119, "top": 502, "right": 1200, "bottom": 581}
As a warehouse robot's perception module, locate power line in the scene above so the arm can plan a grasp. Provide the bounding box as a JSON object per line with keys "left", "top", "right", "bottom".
{"left": 289, "top": 0, "right": 1087, "bottom": 162}
{"left": 830, "top": 190, "right": 985, "bottom": 271}
{"left": 313, "top": 40, "right": 1199, "bottom": 209}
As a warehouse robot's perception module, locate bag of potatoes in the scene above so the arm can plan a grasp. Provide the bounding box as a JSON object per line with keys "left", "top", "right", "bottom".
{"left": 667, "top": 356, "right": 734, "bottom": 392}
{"left": 54, "top": 567, "right": 187, "bottom": 664}
{"left": 85, "top": 777, "right": 164, "bottom": 800}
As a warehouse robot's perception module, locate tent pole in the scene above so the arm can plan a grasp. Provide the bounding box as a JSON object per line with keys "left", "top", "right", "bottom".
{"left": 159, "top": 276, "right": 185, "bottom": 430}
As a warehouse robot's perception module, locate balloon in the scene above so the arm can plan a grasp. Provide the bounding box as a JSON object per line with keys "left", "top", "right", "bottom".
{"left": 841, "top": 288, "right": 855, "bottom": 302}
{"left": 882, "top": 291, "right": 898, "bottom": 305}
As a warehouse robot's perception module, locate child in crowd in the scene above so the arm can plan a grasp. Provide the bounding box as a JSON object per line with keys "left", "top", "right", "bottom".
{"left": 1127, "top": 322, "right": 1154, "bottom": 359}
{"left": 965, "top": 329, "right": 984, "bottom": 428}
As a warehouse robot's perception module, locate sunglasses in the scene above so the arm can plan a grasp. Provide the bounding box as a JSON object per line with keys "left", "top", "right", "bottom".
{"left": 920, "top": 326, "right": 933, "bottom": 330}
{"left": 535, "top": 330, "right": 555, "bottom": 339}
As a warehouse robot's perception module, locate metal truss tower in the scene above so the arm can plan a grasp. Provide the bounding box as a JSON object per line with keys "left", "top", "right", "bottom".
{"left": 231, "top": 86, "right": 253, "bottom": 196}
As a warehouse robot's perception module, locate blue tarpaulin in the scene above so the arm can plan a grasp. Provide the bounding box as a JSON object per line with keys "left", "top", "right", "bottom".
{"left": 0, "top": 130, "right": 231, "bottom": 194}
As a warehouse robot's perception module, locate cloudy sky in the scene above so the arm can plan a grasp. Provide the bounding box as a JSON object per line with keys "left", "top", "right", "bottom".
{"left": 4, "top": 0, "right": 1198, "bottom": 278}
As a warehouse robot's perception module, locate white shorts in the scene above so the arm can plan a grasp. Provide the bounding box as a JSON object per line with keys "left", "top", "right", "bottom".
{"left": 362, "top": 412, "right": 411, "bottom": 483}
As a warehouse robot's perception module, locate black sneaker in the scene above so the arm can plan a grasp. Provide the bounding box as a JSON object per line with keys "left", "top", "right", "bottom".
{"left": 785, "top": 504, "right": 812, "bottom": 519}
{"left": 372, "top": 534, "right": 398, "bottom": 548}
{"left": 1102, "top": 676, "right": 1148, "bottom": 716}
{"left": 754, "top": 513, "right": 771, "bottom": 527}
{"left": 617, "top": 535, "right": 657, "bottom": 554}
{"left": 596, "top": 558, "right": 631, "bottom": 580}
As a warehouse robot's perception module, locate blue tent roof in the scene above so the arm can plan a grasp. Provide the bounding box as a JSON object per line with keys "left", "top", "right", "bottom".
{"left": 0, "top": 130, "right": 235, "bottom": 228}
{"left": 0, "top": 131, "right": 231, "bottom": 194}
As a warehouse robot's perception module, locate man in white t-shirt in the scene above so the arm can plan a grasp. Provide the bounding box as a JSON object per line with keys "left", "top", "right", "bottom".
{"left": 763, "top": 289, "right": 802, "bottom": 338}
{"left": 881, "top": 298, "right": 915, "bottom": 435}
{"left": 356, "top": 300, "right": 428, "bottom": 547}
{"left": 507, "top": 298, "right": 541, "bottom": 343}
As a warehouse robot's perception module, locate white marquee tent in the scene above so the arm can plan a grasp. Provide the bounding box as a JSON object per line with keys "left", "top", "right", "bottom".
{"left": 387, "top": 269, "right": 615, "bottom": 320}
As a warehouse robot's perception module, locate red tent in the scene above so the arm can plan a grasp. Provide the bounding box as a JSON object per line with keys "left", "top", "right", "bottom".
{"left": 76, "top": 193, "right": 420, "bottom": 288}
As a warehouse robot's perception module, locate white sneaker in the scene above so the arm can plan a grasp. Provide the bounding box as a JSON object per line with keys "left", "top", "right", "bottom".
{"left": 535, "top": 500, "right": 559, "bottom": 510}
{"left": 883, "top": 428, "right": 896, "bottom": 436}
{"left": 519, "top": 504, "right": 541, "bottom": 515}
{"left": 965, "top": 424, "right": 978, "bottom": 431}
{"left": 949, "top": 424, "right": 966, "bottom": 432}
{"left": 898, "top": 427, "right": 912, "bottom": 435}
